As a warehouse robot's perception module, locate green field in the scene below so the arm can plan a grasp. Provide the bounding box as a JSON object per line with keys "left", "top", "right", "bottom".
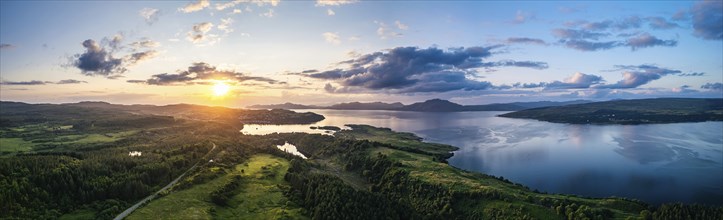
{"left": 0, "top": 137, "right": 36, "bottom": 152}
{"left": 128, "top": 154, "right": 306, "bottom": 220}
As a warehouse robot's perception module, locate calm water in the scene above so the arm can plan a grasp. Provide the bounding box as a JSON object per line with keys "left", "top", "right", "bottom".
{"left": 242, "top": 109, "right": 723, "bottom": 205}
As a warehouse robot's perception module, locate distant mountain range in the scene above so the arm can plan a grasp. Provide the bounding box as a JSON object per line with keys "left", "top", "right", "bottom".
{"left": 247, "top": 99, "right": 591, "bottom": 112}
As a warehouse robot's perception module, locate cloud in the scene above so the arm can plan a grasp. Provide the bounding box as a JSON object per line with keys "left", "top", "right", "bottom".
{"left": 139, "top": 8, "right": 160, "bottom": 25}
{"left": 553, "top": 28, "right": 676, "bottom": 51}
{"left": 506, "top": 37, "right": 547, "bottom": 45}
{"left": 646, "top": 16, "right": 679, "bottom": 29}
{"left": 395, "top": 20, "right": 409, "bottom": 30}
{"left": 0, "top": 43, "right": 14, "bottom": 50}
{"left": 513, "top": 10, "right": 535, "bottom": 24}
{"left": 0, "top": 79, "right": 87, "bottom": 85}
{"left": 625, "top": 33, "right": 677, "bottom": 50}
{"left": 179, "top": 0, "right": 210, "bottom": 13}
{"left": 671, "top": 85, "right": 697, "bottom": 93}
{"left": 302, "top": 46, "right": 546, "bottom": 94}
{"left": 187, "top": 22, "right": 215, "bottom": 44}
{"left": 552, "top": 28, "right": 608, "bottom": 40}
{"left": 322, "top": 32, "right": 341, "bottom": 45}
{"left": 701, "top": 82, "right": 723, "bottom": 90}
{"left": 545, "top": 72, "right": 604, "bottom": 89}
{"left": 129, "top": 39, "right": 160, "bottom": 49}
{"left": 679, "top": 72, "right": 705, "bottom": 76}
{"left": 56, "top": 79, "right": 88, "bottom": 84}
{"left": 563, "top": 40, "right": 620, "bottom": 51}
{"left": 316, "top": 0, "right": 357, "bottom": 6}
{"left": 260, "top": 9, "right": 274, "bottom": 17}
{"left": 598, "top": 65, "right": 681, "bottom": 88}
{"left": 375, "top": 21, "right": 404, "bottom": 39}
{"left": 73, "top": 39, "right": 125, "bottom": 77}
{"left": 70, "top": 37, "right": 158, "bottom": 78}
{"left": 512, "top": 72, "right": 604, "bottom": 90}
{"left": 127, "top": 62, "right": 279, "bottom": 85}
{"left": 482, "top": 60, "right": 549, "bottom": 69}
{"left": 327, "top": 9, "right": 335, "bottom": 15}
{"left": 672, "top": 9, "right": 689, "bottom": 21}
{"left": 127, "top": 50, "right": 158, "bottom": 63}
{"left": 0, "top": 80, "right": 47, "bottom": 85}
{"left": 691, "top": 0, "right": 723, "bottom": 40}
{"left": 218, "top": 18, "right": 234, "bottom": 34}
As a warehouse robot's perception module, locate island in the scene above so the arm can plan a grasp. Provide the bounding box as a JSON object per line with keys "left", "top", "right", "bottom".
{"left": 499, "top": 98, "right": 723, "bottom": 124}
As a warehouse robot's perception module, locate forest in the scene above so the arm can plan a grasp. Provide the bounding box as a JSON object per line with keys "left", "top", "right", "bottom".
{"left": 0, "top": 102, "right": 721, "bottom": 219}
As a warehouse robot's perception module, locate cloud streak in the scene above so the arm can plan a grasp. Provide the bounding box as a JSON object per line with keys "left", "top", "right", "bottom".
{"left": 127, "top": 62, "right": 279, "bottom": 85}
{"left": 0, "top": 79, "right": 87, "bottom": 85}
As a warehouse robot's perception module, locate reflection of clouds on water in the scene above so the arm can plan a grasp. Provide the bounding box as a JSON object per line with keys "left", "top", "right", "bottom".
{"left": 612, "top": 137, "right": 676, "bottom": 164}
{"left": 236, "top": 109, "right": 722, "bottom": 205}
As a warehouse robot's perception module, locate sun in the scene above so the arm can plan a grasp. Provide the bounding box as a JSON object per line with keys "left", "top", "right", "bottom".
{"left": 211, "top": 82, "right": 231, "bottom": 97}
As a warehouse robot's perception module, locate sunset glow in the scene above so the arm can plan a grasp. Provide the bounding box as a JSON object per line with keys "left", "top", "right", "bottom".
{"left": 212, "top": 82, "right": 231, "bottom": 97}
{"left": 0, "top": 1, "right": 720, "bottom": 107}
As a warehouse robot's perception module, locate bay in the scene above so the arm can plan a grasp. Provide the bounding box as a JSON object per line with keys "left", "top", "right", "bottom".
{"left": 241, "top": 109, "right": 723, "bottom": 205}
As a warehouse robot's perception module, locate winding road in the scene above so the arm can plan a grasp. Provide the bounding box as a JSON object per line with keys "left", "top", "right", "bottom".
{"left": 113, "top": 143, "right": 217, "bottom": 220}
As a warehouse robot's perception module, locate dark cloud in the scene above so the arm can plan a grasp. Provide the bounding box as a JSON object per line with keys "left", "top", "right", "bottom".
{"left": 0, "top": 43, "right": 14, "bottom": 50}
{"left": 646, "top": 17, "right": 680, "bottom": 29}
{"left": 128, "top": 50, "right": 158, "bottom": 63}
{"left": 0, "top": 80, "right": 47, "bottom": 85}
{"left": 512, "top": 82, "right": 546, "bottom": 89}
{"left": 0, "top": 79, "right": 87, "bottom": 85}
{"left": 598, "top": 65, "right": 681, "bottom": 89}
{"left": 563, "top": 40, "right": 620, "bottom": 51}
{"left": 691, "top": 0, "right": 723, "bottom": 40}
{"left": 73, "top": 39, "right": 125, "bottom": 77}
{"left": 187, "top": 22, "right": 215, "bottom": 44}
{"left": 553, "top": 15, "right": 679, "bottom": 52}
{"left": 625, "top": 33, "right": 677, "bottom": 50}
{"left": 302, "top": 46, "right": 546, "bottom": 93}
{"left": 614, "top": 16, "right": 643, "bottom": 30}
{"left": 128, "top": 62, "right": 279, "bottom": 85}
{"left": 70, "top": 37, "right": 158, "bottom": 78}
{"left": 552, "top": 28, "right": 609, "bottom": 40}
{"left": 56, "top": 79, "right": 88, "bottom": 84}
{"left": 679, "top": 72, "right": 705, "bottom": 77}
{"left": 506, "top": 37, "right": 547, "bottom": 45}
{"left": 301, "top": 69, "right": 318, "bottom": 73}
{"left": 485, "top": 60, "right": 549, "bottom": 69}
{"left": 701, "top": 82, "right": 723, "bottom": 90}
{"left": 581, "top": 20, "right": 613, "bottom": 31}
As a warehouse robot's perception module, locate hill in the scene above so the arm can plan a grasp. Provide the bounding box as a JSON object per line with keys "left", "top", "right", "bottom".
{"left": 248, "top": 99, "right": 590, "bottom": 112}
{"left": 499, "top": 98, "right": 723, "bottom": 124}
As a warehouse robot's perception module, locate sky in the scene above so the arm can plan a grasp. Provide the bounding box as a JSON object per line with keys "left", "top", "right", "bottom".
{"left": 1, "top": 0, "right": 722, "bottom": 107}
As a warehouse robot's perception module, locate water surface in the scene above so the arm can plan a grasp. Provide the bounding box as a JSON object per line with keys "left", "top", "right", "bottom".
{"left": 242, "top": 109, "right": 723, "bottom": 205}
